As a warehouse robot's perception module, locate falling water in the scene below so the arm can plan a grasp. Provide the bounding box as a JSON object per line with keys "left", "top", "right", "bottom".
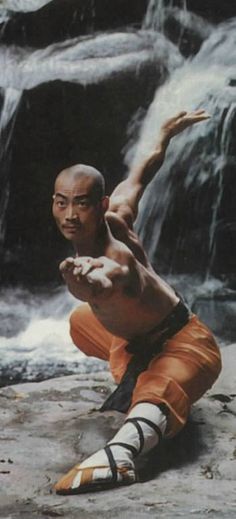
{"left": 206, "top": 102, "right": 236, "bottom": 278}
{"left": 0, "top": 31, "right": 182, "bottom": 91}
{"left": 143, "top": 0, "right": 187, "bottom": 32}
{"left": 0, "top": 87, "right": 22, "bottom": 244}
{"left": 127, "top": 18, "right": 236, "bottom": 277}
{"left": 123, "top": 12, "right": 236, "bottom": 339}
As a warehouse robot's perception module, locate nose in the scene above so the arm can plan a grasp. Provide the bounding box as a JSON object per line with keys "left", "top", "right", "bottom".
{"left": 65, "top": 203, "right": 79, "bottom": 222}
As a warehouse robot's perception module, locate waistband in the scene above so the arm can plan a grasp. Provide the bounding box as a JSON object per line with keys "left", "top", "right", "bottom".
{"left": 126, "top": 299, "right": 191, "bottom": 355}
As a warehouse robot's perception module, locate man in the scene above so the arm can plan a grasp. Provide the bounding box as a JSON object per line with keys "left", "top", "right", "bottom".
{"left": 52, "top": 110, "right": 221, "bottom": 494}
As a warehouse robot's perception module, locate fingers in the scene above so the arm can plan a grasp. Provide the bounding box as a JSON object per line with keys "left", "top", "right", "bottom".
{"left": 161, "top": 109, "right": 211, "bottom": 139}
{"left": 59, "top": 257, "right": 74, "bottom": 273}
{"left": 59, "top": 256, "right": 106, "bottom": 285}
{"left": 73, "top": 258, "right": 91, "bottom": 276}
{"left": 161, "top": 108, "right": 212, "bottom": 143}
{"left": 176, "top": 109, "right": 210, "bottom": 122}
{"left": 73, "top": 257, "right": 104, "bottom": 277}
{"left": 178, "top": 108, "right": 210, "bottom": 119}
{"left": 162, "top": 111, "right": 187, "bottom": 127}
{"left": 194, "top": 109, "right": 211, "bottom": 116}
{"left": 193, "top": 110, "right": 210, "bottom": 119}
{"left": 195, "top": 109, "right": 206, "bottom": 114}
{"left": 186, "top": 109, "right": 210, "bottom": 119}
{"left": 87, "top": 271, "right": 113, "bottom": 289}
{"left": 174, "top": 109, "right": 211, "bottom": 130}
{"left": 175, "top": 110, "right": 187, "bottom": 119}
{"left": 74, "top": 262, "right": 93, "bottom": 277}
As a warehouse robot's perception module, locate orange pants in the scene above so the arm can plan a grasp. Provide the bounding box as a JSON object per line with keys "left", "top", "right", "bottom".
{"left": 70, "top": 303, "right": 222, "bottom": 437}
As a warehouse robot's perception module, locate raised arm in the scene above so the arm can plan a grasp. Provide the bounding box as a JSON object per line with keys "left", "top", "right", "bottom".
{"left": 108, "top": 109, "right": 210, "bottom": 227}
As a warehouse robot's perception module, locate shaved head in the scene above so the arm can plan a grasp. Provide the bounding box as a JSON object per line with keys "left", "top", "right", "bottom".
{"left": 55, "top": 164, "right": 105, "bottom": 202}
{"left": 53, "top": 163, "right": 109, "bottom": 246}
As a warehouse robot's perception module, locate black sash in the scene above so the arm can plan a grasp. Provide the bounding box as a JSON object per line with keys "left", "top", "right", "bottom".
{"left": 100, "top": 300, "right": 191, "bottom": 414}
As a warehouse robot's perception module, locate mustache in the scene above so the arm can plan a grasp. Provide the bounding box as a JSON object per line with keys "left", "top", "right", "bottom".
{"left": 62, "top": 222, "right": 81, "bottom": 229}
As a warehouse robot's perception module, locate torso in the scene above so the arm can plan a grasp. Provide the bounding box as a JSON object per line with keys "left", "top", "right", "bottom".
{"left": 88, "top": 215, "right": 179, "bottom": 340}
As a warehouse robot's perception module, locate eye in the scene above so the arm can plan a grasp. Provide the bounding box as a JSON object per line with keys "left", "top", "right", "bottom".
{"left": 76, "top": 199, "right": 90, "bottom": 208}
{"left": 56, "top": 200, "right": 67, "bottom": 208}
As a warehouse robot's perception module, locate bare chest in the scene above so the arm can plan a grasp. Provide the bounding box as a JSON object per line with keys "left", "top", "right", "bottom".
{"left": 90, "top": 282, "right": 173, "bottom": 340}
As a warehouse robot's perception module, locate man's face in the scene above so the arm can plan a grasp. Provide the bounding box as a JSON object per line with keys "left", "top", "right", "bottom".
{"left": 52, "top": 173, "right": 106, "bottom": 245}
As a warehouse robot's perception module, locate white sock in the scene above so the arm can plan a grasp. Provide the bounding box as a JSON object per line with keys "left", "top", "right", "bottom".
{"left": 79, "top": 403, "right": 167, "bottom": 469}
{"left": 108, "top": 402, "right": 167, "bottom": 460}
{"left": 70, "top": 403, "right": 167, "bottom": 489}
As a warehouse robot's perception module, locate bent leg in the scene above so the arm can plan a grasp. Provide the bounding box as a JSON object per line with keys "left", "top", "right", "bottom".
{"left": 131, "top": 315, "right": 222, "bottom": 438}
{"left": 70, "top": 303, "right": 114, "bottom": 361}
{"left": 55, "top": 313, "right": 221, "bottom": 493}
{"left": 56, "top": 313, "right": 168, "bottom": 494}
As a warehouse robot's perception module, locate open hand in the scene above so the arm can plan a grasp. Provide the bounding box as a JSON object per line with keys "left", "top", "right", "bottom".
{"left": 59, "top": 256, "right": 125, "bottom": 301}
{"left": 160, "top": 109, "right": 210, "bottom": 141}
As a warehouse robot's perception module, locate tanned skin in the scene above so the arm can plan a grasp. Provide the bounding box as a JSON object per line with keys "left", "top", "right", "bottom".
{"left": 53, "top": 110, "right": 210, "bottom": 340}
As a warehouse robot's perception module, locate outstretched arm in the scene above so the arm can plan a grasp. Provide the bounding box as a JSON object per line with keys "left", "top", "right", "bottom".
{"left": 108, "top": 109, "right": 210, "bottom": 227}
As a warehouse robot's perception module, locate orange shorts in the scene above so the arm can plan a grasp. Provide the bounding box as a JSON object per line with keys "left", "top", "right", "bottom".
{"left": 70, "top": 303, "right": 222, "bottom": 437}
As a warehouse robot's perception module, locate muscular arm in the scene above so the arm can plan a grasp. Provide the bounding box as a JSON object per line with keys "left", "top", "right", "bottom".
{"left": 108, "top": 109, "right": 210, "bottom": 227}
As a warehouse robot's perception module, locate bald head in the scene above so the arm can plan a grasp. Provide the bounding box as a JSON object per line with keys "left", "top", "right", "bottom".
{"left": 55, "top": 164, "right": 105, "bottom": 202}
{"left": 53, "top": 164, "right": 109, "bottom": 245}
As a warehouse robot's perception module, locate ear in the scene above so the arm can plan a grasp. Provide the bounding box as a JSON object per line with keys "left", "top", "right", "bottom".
{"left": 101, "top": 196, "right": 110, "bottom": 213}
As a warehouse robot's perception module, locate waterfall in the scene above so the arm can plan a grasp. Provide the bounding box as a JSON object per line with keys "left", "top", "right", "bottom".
{"left": 143, "top": 0, "right": 187, "bottom": 32}
{"left": 0, "top": 31, "right": 182, "bottom": 91}
{"left": 143, "top": 0, "right": 213, "bottom": 57}
{"left": 126, "top": 18, "right": 236, "bottom": 279}
{"left": 0, "top": 87, "right": 22, "bottom": 246}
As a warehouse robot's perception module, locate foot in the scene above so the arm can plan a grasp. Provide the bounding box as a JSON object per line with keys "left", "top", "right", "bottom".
{"left": 54, "top": 447, "right": 136, "bottom": 495}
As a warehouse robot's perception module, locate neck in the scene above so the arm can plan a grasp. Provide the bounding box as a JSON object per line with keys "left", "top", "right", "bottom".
{"left": 73, "top": 220, "right": 109, "bottom": 257}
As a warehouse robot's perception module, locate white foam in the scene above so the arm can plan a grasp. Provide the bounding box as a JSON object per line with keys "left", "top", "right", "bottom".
{"left": 0, "top": 286, "right": 84, "bottom": 366}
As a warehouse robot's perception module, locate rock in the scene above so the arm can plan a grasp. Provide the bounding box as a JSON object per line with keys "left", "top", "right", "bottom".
{"left": 161, "top": 8, "right": 213, "bottom": 57}
{"left": 0, "top": 345, "right": 235, "bottom": 518}
{"left": 162, "top": 1, "right": 236, "bottom": 23}
{"left": 192, "top": 290, "right": 236, "bottom": 343}
{"left": 0, "top": 0, "right": 149, "bottom": 48}
{"left": 186, "top": 0, "right": 236, "bottom": 23}
{"left": 143, "top": 5, "right": 213, "bottom": 57}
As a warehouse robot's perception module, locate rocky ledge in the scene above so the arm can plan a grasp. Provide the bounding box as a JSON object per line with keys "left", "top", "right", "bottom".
{"left": 0, "top": 345, "right": 235, "bottom": 518}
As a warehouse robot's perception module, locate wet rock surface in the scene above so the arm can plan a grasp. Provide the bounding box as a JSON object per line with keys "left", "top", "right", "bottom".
{"left": 186, "top": 0, "right": 236, "bottom": 22}
{"left": 0, "top": 345, "right": 235, "bottom": 518}
{"left": 0, "top": 0, "right": 149, "bottom": 48}
{"left": 162, "top": 1, "right": 236, "bottom": 23}
{"left": 158, "top": 7, "right": 213, "bottom": 57}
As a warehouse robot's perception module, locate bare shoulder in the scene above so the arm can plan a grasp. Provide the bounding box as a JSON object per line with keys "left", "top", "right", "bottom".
{"left": 108, "top": 179, "right": 142, "bottom": 228}
{"left": 105, "top": 210, "right": 149, "bottom": 267}
{"left": 105, "top": 207, "right": 133, "bottom": 231}
{"left": 106, "top": 231, "right": 135, "bottom": 266}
